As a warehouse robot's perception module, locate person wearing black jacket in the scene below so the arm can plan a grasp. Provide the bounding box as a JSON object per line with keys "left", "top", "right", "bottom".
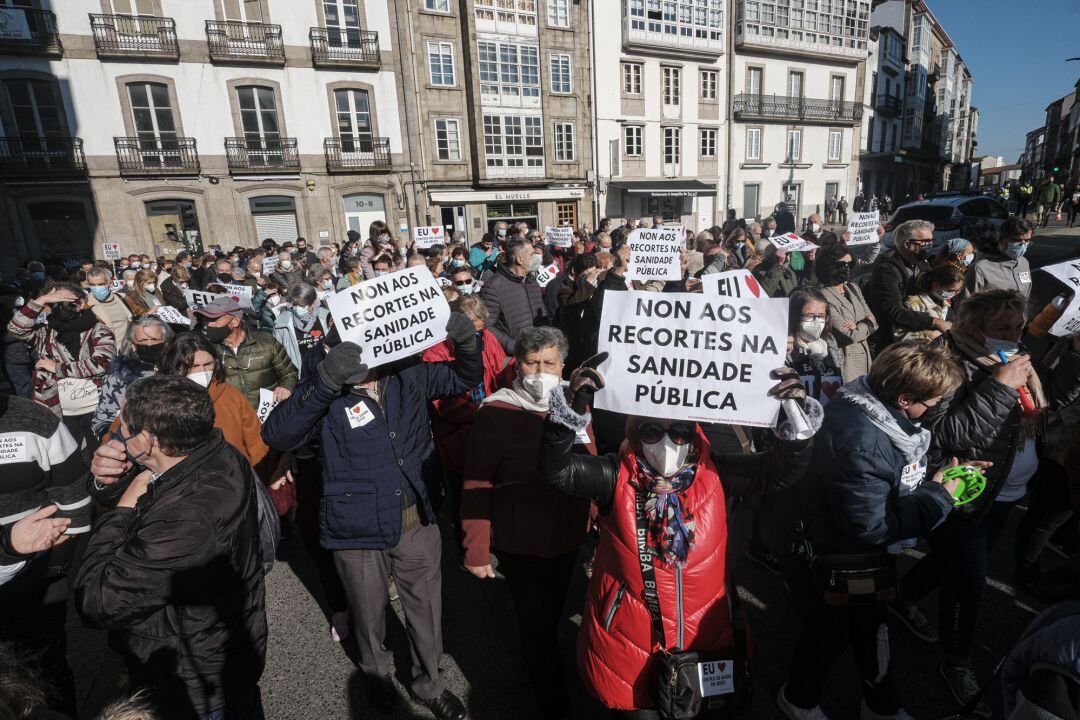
{"left": 866, "top": 219, "right": 947, "bottom": 354}
{"left": 76, "top": 375, "right": 268, "bottom": 720}
{"left": 480, "top": 239, "right": 548, "bottom": 354}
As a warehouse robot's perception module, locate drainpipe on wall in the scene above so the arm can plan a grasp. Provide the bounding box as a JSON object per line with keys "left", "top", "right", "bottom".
{"left": 724, "top": 1, "right": 735, "bottom": 217}
{"left": 395, "top": 0, "right": 419, "bottom": 231}
{"left": 589, "top": 0, "right": 601, "bottom": 225}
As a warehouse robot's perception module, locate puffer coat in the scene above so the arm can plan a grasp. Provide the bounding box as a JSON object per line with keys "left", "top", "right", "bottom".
{"left": 480, "top": 265, "right": 548, "bottom": 354}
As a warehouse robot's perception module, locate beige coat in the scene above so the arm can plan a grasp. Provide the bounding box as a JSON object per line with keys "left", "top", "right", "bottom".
{"left": 822, "top": 283, "right": 877, "bottom": 382}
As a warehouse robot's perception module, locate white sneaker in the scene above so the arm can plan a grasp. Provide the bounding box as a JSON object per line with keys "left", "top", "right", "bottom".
{"left": 860, "top": 699, "right": 914, "bottom": 720}
{"left": 777, "top": 684, "right": 832, "bottom": 720}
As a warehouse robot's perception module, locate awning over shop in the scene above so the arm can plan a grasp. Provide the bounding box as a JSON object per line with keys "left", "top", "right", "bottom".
{"left": 612, "top": 180, "right": 717, "bottom": 198}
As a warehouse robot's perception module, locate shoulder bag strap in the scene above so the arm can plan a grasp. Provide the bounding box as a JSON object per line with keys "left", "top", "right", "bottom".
{"left": 635, "top": 486, "right": 668, "bottom": 650}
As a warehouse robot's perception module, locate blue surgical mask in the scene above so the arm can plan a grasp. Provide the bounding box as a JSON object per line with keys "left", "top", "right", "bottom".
{"left": 1004, "top": 242, "right": 1028, "bottom": 259}
{"left": 450, "top": 259, "right": 466, "bottom": 268}
{"left": 293, "top": 305, "right": 311, "bottom": 318}
{"left": 984, "top": 336, "right": 1019, "bottom": 358}
{"left": 89, "top": 286, "right": 110, "bottom": 301}
{"left": 962, "top": 253, "right": 974, "bottom": 267}
{"left": 31, "top": 271, "right": 45, "bottom": 282}
{"left": 498, "top": 229, "right": 507, "bottom": 237}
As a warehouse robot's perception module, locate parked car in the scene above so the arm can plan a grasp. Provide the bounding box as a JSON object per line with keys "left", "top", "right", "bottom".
{"left": 883, "top": 195, "right": 1010, "bottom": 251}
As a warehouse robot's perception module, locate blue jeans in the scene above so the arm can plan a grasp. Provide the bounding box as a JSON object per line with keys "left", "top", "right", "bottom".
{"left": 201, "top": 687, "right": 264, "bottom": 720}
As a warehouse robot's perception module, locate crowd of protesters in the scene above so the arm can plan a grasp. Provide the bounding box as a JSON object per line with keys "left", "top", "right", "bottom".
{"left": 0, "top": 203, "right": 1078, "bottom": 720}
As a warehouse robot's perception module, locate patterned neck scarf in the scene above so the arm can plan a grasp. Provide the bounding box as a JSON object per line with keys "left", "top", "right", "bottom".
{"left": 631, "top": 452, "right": 698, "bottom": 567}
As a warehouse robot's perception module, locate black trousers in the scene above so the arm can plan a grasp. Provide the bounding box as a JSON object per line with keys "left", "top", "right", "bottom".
{"left": 785, "top": 559, "right": 899, "bottom": 714}
{"left": 62, "top": 411, "right": 96, "bottom": 465}
{"left": 494, "top": 549, "right": 577, "bottom": 720}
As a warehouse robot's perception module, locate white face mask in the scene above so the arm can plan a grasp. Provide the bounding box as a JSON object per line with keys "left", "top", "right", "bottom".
{"left": 984, "top": 336, "right": 1019, "bottom": 359}
{"left": 125, "top": 279, "right": 135, "bottom": 288}
{"left": 599, "top": 246, "right": 611, "bottom": 254}
{"left": 280, "top": 260, "right": 293, "bottom": 271}
{"left": 187, "top": 370, "right": 213, "bottom": 387}
{"left": 251, "top": 270, "right": 261, "bottom": 278}
{"left": 143, "top": 284, "right": 156, "bottom": 294}
{"left": 14, "top": 296, "right": 24, "bottom": 307}
{"left": 520, "top": 372, "right": 560, "bottom": 403}
{"left": 938, "top": 289, "right": 957, "bottom": 301}
{"left": 799, "top": 319, "right": 826, "bottom": 340}
{"left": 457, "top": 281, "right": 477, "bottom": 295}
{"left": 178, "top": 282, "right": 189, "bottom": 291}
{"left": 641, "top": 436, "right": 690, "bottom": 478}
{"left": 527, "top": 254, "right": 543, "bottom": 273}
{"left": 962, "top": 254, "right": 974, "bottom": 267}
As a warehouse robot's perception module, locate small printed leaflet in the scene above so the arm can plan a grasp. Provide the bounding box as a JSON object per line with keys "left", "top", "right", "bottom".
{"left": 847, "top": 211, "right": 880, "bottom": 246}
{"left": 327, "top": 265, "right": 450, "bottom": 370}
{"left": 535, "top": 263, "right": 561, "bottom": 288}
{"left": 413, "top": 226, "right": 444, "bottom": 250}
{"left": 626, "top": 227, "right": 683, "bottom": 282}
{"left": 151, "top": 305, "right": 191, "bottom": 326}
{"left": 0, "top": 434, "right": 27, "bottom": 463}
{"left": 256, "top": 388, "right": 278, "bottom": 424}
{"left": 544, "top": 226, "right": 574, "bottom": 248}
{"left": 596, "top": 290, "right": 788, "bottom": 427}
{"left": 769, "top": 233, "right": 819, "bottom": 253}
{"left": 697, "top": 659, "right": 735, "bottom": 697}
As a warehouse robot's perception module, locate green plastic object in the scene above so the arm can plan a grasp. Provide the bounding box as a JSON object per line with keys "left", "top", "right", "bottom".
{"left": 942, "top": 465, "right": 987, "bottom": 506}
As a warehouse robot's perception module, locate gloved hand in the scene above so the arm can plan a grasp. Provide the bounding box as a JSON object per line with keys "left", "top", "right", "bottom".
{"left": 318, "top": 341, "right": 368, "bottom": 388}
{"left": 445, "top": 312, "right": 477, "bottom": 355}
{"left": 767, "top": 366, "right": 807, "bottom": 406}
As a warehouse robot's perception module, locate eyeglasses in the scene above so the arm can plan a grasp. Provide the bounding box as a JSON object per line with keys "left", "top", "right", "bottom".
{"left": 800, "top": 313, "right": 827, "bottom": 322}
{"left": 453, "top": 279, "right": 474, "bottom": 286}
{"left": 906, "top": 241, "right": 934, "bottom": 250}
{"left": 637, "top": 422, "right": 695, "bottom": 446}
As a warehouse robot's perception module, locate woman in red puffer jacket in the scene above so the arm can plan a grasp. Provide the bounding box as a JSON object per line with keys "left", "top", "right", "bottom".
{"left": 538, "top": 368, "right": 819, "bottom": 716}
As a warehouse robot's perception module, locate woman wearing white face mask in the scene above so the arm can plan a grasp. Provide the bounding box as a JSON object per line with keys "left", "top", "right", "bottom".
{"left": 272, "top": 282, "right": 331, "bottom": 371}
{"left": 460, "top": 326, "right": 594, "bottom": 720}
{"left": 896, "top": 265, "right": 964, "bottom": 342}
{"left": 814, "top": 243, "right": 877, "bottom": 382}
{"left": 786, "top": 288, "right": 843, "bottom": 405}
{"left": 120, "top": 269, "right": 163, "bottom": 319}
{"left": 537, "top": 357, "right": 819, "bottom": 718}
{"left": 358, "top": 219, "right": 405, "bottom": 280}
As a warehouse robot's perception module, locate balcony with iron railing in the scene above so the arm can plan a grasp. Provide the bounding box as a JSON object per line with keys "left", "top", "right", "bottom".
{"left": 90, "top": 14, "right": 179, "bottom": 59}
{"left": 114, "top": 136, "right": 200, "bottom": 176}
{"left": 621, "top": 16, "right": 724, "bottom": 59}
{"left": 0, "top": 137, "right": 86, "bottom": 177}
{"left": 733, "top": 94, "right": 863, "bottom": 125}
{"left": 874, "top": 94, "right": 902, "bottom": 116}
{"left": 310, "top": 27, "right": 380, "bottom": 68}
{"left": 225, "top": 136, "right": 300, "bottom": 173}
{"left": 0, "top": 7, "right": 62, "bottom": 56}
{"left": 206, "top": 20, "right": 284, "bottom": 64}
{"left": 324, "top": 137, "right": 391, "bottom": 172}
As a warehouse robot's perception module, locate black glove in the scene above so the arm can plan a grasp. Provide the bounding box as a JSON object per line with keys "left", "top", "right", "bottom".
{"left": 318, "top": 341, "right": 368, "bottom": 388}
{"left": 445, "top": 312, "right": 477, "bottom": 355}
{"left": 767, "top": 366, "right": 807, "bottom": 406}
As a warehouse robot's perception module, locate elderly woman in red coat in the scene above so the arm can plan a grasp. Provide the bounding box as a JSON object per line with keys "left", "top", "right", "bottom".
{"left": 538, "top": 365, "right": 820, "bottom": 718}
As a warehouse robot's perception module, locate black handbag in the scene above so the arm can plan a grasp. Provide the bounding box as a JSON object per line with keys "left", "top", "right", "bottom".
{"left": 635, "top": 489, "right": 749, "bottom": 719}
{"left": 812, "top": 550, "right": 896, "bottom": 606}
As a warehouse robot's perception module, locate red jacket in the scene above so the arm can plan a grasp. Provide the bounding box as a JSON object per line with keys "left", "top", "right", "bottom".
{"left": 422, "top": 329, "right": 508, "bottom": 475}
{"left": 580, "top": 433, "right": 732, "bottom": 711}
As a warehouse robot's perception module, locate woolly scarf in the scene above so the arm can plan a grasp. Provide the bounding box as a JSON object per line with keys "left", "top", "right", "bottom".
{"left": 836, "top": 376, "right": 930, "bottom": 464}
{"left": 49, "top": 307, "right": 98, "bottom": 359}
{"left": 950, "top": 330, "right": 1046, "bottom": 437}
{"left": 290, "top": 307, "right": 320, "bottom": 333}
{"left": 630, "top": 451, "right": 699, "bottom": 567}
{"left": 482, "top": 378, "right": 566, "bottom": 413}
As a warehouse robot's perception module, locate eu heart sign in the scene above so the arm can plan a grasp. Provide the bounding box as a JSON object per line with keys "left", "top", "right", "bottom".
{"left": 413, "top": 226, "right": 444, "bottom": 250}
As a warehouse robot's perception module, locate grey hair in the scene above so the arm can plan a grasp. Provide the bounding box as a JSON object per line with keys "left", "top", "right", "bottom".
{"left": 894, "top": 219, "right": 935, "bottom": 245}
{"left": 317, "top": 246, "right": 334, "bottom": 261}
{"left": 763, "top": 216, "right": 777, "bottom": 227}
{"left": 307, "top": 264, "right": 331, "bottom": 282}
{"left": 513, "top": 326, "right": 569, "bottom": 362}
{"left": 287, "top": 282, "right": 317, "bottom": 307}
{"left": 122, "top": 315, "right": 173, "bottom": 355}
{"left": 122, "top": 269, "right": 137, "bottom": 280}
{"left": 86, "top": 266, "right": 112, "bottom": 282}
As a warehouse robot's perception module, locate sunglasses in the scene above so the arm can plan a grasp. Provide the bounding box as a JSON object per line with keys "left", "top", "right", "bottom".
{"left": 637, "top": 422, "right": 695, "bottom": 446}
{"left": 453, "top": 279, "right": 474, "bottom": 286}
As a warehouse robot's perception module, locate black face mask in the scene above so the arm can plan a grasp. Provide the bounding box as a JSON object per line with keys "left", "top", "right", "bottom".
{"left": 49, "top": 303, "right": 79, "bottom": 324}
{"left": 135, "top": 342, "right": 165, "bottom": 365}
{"left": 203, "top": 323, "right": 233, "bottom": 344}
{"left": 830, "top": 268, "right": 851, "bottom": 284}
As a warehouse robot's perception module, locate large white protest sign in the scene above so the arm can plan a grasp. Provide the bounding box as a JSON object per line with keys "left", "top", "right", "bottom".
{"left": 184, "top": 289, "right": 247, "bottom": 310}
{"left": 626, "top": 227, "right": 683, "bottom": 282}
{"left": 596, "top": 290, "right": 788, "bottom": 427}
{"left": 217, "top": 283, "right": 253, "bottom": 308}
{"left": 769, "top": 232, "right": 819, "bottom": 253}
{"left": 261, "top": 256, "right": 280, "bottom": 275}
{"left": 847, "top": 211, "right": 880, "bottom": 246}
{"left": 103, "top": 243, "right": 121, "bottom": 260}
{"left": 545, "top": 226, "right": 574, "bottom": 248}
{"left": 413, "top": 226, "right": 445, "bottom": 250}
{"left": 326, "top": 265, "right": 450, "bottom": 369}
{"left": 150, "top": 305, "right": 191, "bottom": 326}
{"left": 256, "top": 388, "right": 278, "bottom": 424}
{"left": 702, "top": 269, "right": 766, "bottom": 300}
{"left": 535, "top": 262, "right": 561, "bottom": 288}
{"left": 1039, "top": 259, "right": 1080, "bottom": 337}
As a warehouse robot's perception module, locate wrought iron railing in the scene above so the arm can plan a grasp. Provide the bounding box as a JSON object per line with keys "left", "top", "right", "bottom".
{"left": 732, "top": 93, "right": 863, "bottom": 124}
{"left": 89, "top": 14, "right": 179, "bottom": 58}
{"left": 309, "top": 27, "right": 379, "bottom": 67}
{"left": 324, "top": 137, "right": 391, "bottom": 172}
{"left": 205, "top": 20, "right": 284, "bottom": 63}
{"left": 874, "top": 94, "right": 902, "bottom": 115}
{"left": 0, "top": 7, "right": 62, "bottom": 55}
{"left": 0, "top": 137, "right": 86, "bottom": 176}
{"left": 225, "top": 136, "right": 300, "bottom": 172}
{"left": 114, "top": 136, "right": 200, "bottom": 176}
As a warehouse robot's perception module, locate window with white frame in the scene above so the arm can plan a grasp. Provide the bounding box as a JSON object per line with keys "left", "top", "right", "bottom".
{"left": 624, "top": 125, "right": 642, "bottom": 156}
{"left": 549, "top": 53, "right": 571, "bottom": 93}
{"left": 478, "top": 40, "right": 540, "bottom": 104}
{"left": 483, "top": 113, "right": 544, "bottom": 174}
{"left": 700, "top": 128, "right": 716, "bottom": 157}
{"left": 474, "top": 0, "right": 537, "bottom": 33}
{"left": 427, "top": 41, "right": 455, "bottom": 86}
{"left": 700, "top": 69, "right": 717, "bottom": 100}
{"left": 622, "top": 62, "right": 642, "bottom": 95}
{"left": 435, "top": 117, "right": 461, "bottom": 160}
{"left": 828, "top": 129, "right": 842, "bottom": 162}
{"left": 739, "top": 0, "right": 870, "bottom": 52}
{"left": 627, "top": 0, "right": 724, "bottom": 44}
{"left": 547, "top": 0, "right": 569, "bottom": 27}
{"left": 746, "top": 66, "right": 762, "bottom": 95}
{"left": 786, "top": 128, "right": 802, "bottom": 161}
{"left": 663, "top": 66, "right": 681, "bottom": 106}
{"left": 424, "top": 0, "right": 451, "bottom": 12}
{"left": 746, "top": 127, "right": 761, "bottom": 161}
{"left": 554, "top": 122, "right": 575, "bottom": 161}
{"left": 664, "top": 126, "right": 681, "bottom": 165}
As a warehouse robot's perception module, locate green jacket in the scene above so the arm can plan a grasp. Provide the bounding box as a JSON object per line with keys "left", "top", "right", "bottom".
{"left": 221, "top": 329, "right": 298, "bottom": 409}
{"left": 1039, "top": 182, "right": 1062, "bottom": 205}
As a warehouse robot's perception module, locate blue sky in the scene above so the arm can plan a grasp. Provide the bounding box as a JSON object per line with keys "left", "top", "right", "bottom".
{"left": 926, "top": 0, "right": 1080, "bottom": 163}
